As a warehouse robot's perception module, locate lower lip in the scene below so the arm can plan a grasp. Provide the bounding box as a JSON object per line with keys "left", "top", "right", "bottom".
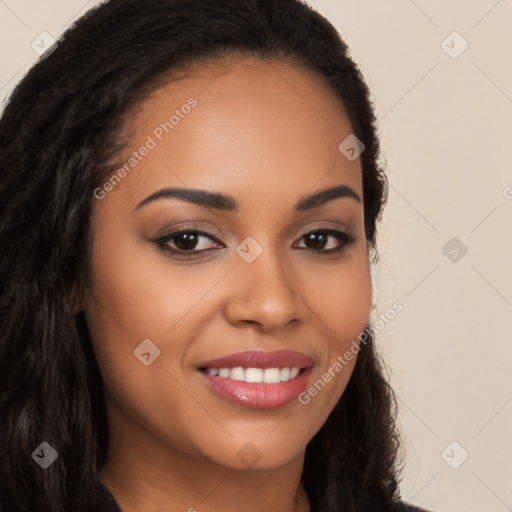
{"left": 199, "top": 367, "right": 313, "bottom": 409}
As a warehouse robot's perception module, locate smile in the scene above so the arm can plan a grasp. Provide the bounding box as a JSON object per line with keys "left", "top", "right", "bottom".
{"left": 196, "top": 350, "right": 314, "bottom": 409}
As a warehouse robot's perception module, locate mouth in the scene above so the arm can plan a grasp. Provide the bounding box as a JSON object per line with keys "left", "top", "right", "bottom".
{"left": 196, "top": 350, "right": 314, "bottom": 409}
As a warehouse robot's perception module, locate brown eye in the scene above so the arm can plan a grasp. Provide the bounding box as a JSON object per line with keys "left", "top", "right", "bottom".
{"left": 172, "top": 232, "right": 205, "bottom": 251}
{"left": 155, "top": 229, "right": 223, "bottom": 257}
{"left": 295, "top": 229, "right": 356, "bottom": 253}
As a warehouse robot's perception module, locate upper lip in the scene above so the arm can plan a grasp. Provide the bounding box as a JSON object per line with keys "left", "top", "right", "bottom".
{"left": 197, "top": 349, "right": 314, "bottom": 370}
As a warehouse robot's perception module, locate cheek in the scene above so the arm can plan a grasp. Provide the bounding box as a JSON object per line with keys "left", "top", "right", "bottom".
{"left": 307, "top": 248, "right": 372, "bottom": 349}
{"left": 81, "top": 232, "right": 210, "bottom": 452}
{"left": 81, "top": 224, "right": 233, "bottom": 398}
{"left": 298, "top": 249, "right": 372, "bottom": 417}
{"left": 81, "top": 227, "right": 174, "bottom": 389}
{"left": 83, "top": 222, "right": 210, "bottom": 345}
{"left": 331, "top": 255, "right": 372, "bottom": 373}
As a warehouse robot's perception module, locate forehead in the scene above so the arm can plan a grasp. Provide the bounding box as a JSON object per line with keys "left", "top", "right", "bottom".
{"left": 103, "top": 57, "right": 363, "bottom": 211}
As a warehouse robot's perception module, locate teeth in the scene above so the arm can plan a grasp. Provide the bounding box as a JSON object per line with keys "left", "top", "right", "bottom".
{"left": 205, "top": 366, "right": 301, "bottom": 383}
{"left": 245, "top": 368, "right": 263, "bottom": 383}
{"left": 230, "top": 367, "right": 245, "bottom": 381}
{"left": 263, "top": 368, "right": 281, "bottom": 383}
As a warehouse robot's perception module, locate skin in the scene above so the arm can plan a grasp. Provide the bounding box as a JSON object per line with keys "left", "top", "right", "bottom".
{"left": 78, "top": 56, "right": 372, "bottom": 512}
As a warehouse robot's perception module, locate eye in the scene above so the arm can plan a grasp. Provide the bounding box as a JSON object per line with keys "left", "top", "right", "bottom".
{"left": 154, "top": 229, "right": 223, "bottom": 257}
{"left": 294, "top": 228, "right": 356, "bottom": 254}
{"left": 153, "top": 227, "right": 356, "bottom": 259}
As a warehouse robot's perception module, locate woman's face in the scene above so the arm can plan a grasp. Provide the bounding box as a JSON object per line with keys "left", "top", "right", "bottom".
{"left": 81, "top": 57, "right": 372, "bottom": 471}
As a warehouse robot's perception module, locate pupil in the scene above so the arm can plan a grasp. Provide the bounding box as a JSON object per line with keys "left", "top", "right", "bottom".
{"left": 175, "top": 233, "right": 198, "bottom": 251}
{"left": 308, "top": 233, "right": 326, "bottom": 250}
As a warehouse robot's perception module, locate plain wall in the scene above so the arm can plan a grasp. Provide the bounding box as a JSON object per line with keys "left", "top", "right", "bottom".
{"left": 1, "top": 1, "right": 511, "bottom": 511}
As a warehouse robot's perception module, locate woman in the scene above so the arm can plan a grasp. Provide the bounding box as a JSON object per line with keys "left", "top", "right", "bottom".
{"left": 0, "top": 1, "right": 433, "bottom": 511}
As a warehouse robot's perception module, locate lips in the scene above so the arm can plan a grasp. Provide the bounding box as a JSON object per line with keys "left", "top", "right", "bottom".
{"left": 197, "top": 349, "right": 314, "bottom": 370}
{"left": 196, "top": 350, "right": 314, "bottom": 409}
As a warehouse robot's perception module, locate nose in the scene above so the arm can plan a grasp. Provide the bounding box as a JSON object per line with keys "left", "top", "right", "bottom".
{"left": 224, "top": 249, "right": 303, "bottom": 333}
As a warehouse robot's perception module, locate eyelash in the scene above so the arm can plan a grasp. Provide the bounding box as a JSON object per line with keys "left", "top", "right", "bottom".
{"left": 154, "top": 227, "right": 357, "bottom": 259}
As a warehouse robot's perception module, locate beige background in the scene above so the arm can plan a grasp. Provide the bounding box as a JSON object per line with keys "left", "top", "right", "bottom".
{"left": 1, "top": 1, "right": 511, "bottom": 511}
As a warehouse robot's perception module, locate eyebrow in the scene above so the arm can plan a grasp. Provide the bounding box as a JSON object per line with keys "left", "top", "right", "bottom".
{"left": 134, "top": 183, "right": 361, "bottom": 212}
